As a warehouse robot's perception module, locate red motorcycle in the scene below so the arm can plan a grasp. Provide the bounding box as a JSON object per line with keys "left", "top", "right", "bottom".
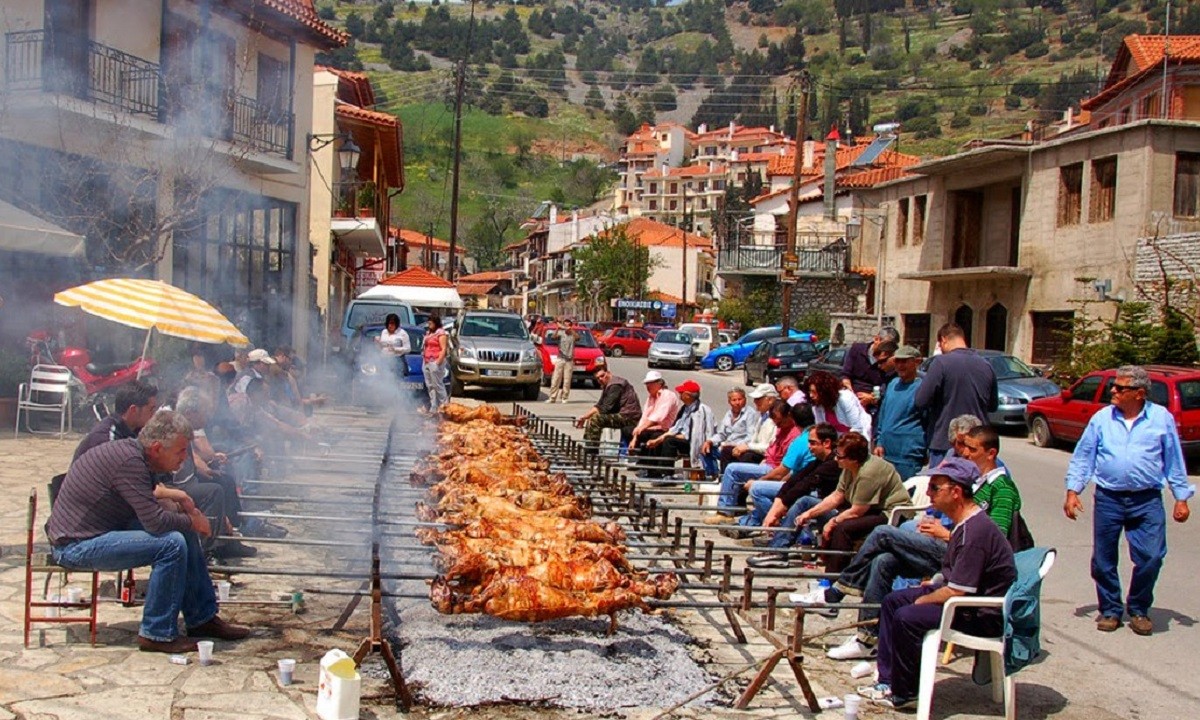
{"left": 26, "top": 331, "right": 157, "bottom": 412}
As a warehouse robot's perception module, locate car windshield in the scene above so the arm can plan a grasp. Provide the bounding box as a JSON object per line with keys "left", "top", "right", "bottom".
{"left": 681, "top": 326, "right": 711, "bottom": 339}
{"left": 544, "top": 329, "right": 597, "bottom": 348}
{"left": 347, "top": 303, "right": 409, "bottom": 329}
{"left": 987, "top": 355, "right": 1037, "bottom": 380}
{"left": 459, "top": 315, "right": 528, "bottom": 339}
{"left": 656, "top": 331, "right": 692, "bottom": 344}
{"left": 776, "top": 341, "right": 818, "bottom": 358}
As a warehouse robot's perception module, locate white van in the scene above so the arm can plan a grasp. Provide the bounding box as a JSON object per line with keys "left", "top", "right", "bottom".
{"left": 678, "top": 323, "right": 716, "bottom": 357}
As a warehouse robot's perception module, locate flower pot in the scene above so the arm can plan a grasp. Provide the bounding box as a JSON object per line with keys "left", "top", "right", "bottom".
{"left": 333, "top": 210, "right": 350, "bottom": 219}
{"left": 358, "top": 207, "right": 374, "bottom": 218}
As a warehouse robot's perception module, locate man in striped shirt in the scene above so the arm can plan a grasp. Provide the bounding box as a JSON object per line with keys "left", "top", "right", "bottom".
{"left": 71, "top": 380, "right": 159, "bottom": 464}
{"left": 48, "top": 411, "right": 250, "bottom": 654}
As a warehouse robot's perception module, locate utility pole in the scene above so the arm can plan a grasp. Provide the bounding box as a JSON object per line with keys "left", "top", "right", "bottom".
{"left": 446, "top": 0, "right": 477, "bottom": 282}
{"left": 781, "top": 71, "right": 812, "bottom": 340}
{"left": 681, "top": 182, "right": 688, "bottom": 317}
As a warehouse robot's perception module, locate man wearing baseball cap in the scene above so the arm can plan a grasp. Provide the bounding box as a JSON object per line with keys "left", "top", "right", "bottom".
{"left": 628, "top": 371, "right": 681, "bottom": 478}
{"left": 856, "top": 457, "right": 1016, "bottom": 711}
{"left": 231, "top": 348, "right": 276, "bottom": 395}
{"left": 873, "top": 345, "right": 928, "bottom": 480}
{"left": 642, "top": 380, "right": 715, "bottom": 478}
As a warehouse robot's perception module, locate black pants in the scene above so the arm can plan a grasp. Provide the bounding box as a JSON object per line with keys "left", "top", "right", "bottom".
{"left": 632, "top": 429, "right": 671, "bottom": 477}
{"left": 172, "top": 478, "right": 226, "bottom": 551}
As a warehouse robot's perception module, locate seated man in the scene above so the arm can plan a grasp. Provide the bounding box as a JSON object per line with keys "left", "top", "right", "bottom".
{"left": 735, "top": 403, "right": 819, "bottom": 531}
{"left": 627, "top": 371, "right": 680, "bottom": 479}
{"left": 642, "top": 380, "right": 715, "bottom": 475}
{"left": 47, "top": 411, "right": 250, "bottom": 653}
{"left": 702, "top": 388, "right": 760, "bottom": 472}
{"left": 72, "top": 380, "right": 159, "bottom": 464}
{"left": 575, "top": 358, "right": 642, "bottom": 451}
{"left": 727, "top": 384, "right": 779, "bottom": 466}
{"left": 747, "top": 421, "right": 841, "bottom": 556}
{"left": 705, "top": 399, "right": 800, "bottom": 523}
{"left": 857, "top": 455, "right": 1017, "bottom": 711}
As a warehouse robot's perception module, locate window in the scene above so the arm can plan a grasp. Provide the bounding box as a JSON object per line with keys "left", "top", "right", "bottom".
{"left": 1031, "top": 311, "right": 1073, "bottom": 365}
{"left": 669, "top": 183, "right": 678, "bottom": 194}
{"left": 648, "top": 182, "right": 657, "bottom": 194}
{"left": 903, "top": 313, "right": 931, "bottom": 356}
{"left": 1174, "top": 152, "right": 1200, "bottom": 218}
{"left": 1141, "top": 93, "right": 1158, "bottom": 119}
{"left": 1071, "top": 375, "right": 1103, "bottom": 402}
{"left": 984, "top": 303, "right": 1007, "bottom": 352}
{"left": 896, "top": 198, "right": 910, "bottom": 247}
{"left": 913, "top": 195, "right": 926, "bottom": 245}
{"left": 954, "top": 304, "right": 974, "bottom": 346}
{"left": 1100, "top": 378, "right": 1168, "bottom": 407}
{"left": 648, "top": 200, "right": 657, "bottom": 210}
{"left": 669, "top": 200, "right": 678, "bottom": 211}
{"left": 1057, "top": 163, "right": 1083, "bottom": 226}
{"left": 1089, "top": 156, "right": 1117, "bottom": 223}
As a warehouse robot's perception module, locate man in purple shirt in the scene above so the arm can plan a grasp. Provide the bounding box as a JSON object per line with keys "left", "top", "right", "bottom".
{"left": 48, "top": 411, "right": 250, "bottom": 653}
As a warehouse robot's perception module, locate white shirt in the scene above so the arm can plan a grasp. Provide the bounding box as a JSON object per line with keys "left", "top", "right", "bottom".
{"left": 379, "top": 327, "right": 412, "bottom": 355}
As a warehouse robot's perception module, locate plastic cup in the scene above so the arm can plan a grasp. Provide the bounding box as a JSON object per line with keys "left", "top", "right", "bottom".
{"left": 850, "top": 660, "right": 874, "bottom": 679}
{"left": 278, "top": 658, "right": 296, "bottom": 686}
{"left": 843, "top": 693, "right": 862, "bottom": 720}
{"left": 197, "top": 640, "right": 214, "bottom": 666}
{"left": 45, "top": 595, "right": 61, "bottom": 618}
{"left": 67, "top": 587, "right": 84, "bottom": 604}
{"left": 217, "top": 581, "right": 231, "bottom": 603}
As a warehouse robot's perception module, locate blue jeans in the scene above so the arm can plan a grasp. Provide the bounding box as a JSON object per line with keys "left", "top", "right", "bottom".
{"left": 836, "top": 524, "right": 947, "bottom": 635}
{"left": 769, "top": 495, "right": 836, "bottom": 549}
{"left": 53, "top": 529, "right": 218, "bottom": 642}
{"left": 717, "top": 462, "right": 770, "bottom": 512}
{"left": 738, "top": 480, "right": 784, "bottom": 528}
{"left": 1092, "top": 486, "right": 1167, "bottom": 618}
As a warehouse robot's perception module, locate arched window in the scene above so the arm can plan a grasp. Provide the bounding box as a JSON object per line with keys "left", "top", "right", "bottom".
{"left": 985, "top": 303, "right": 1008, "bottom": 352}
{"left": 954, "top": 304, "right": 974, "bottom": 347}
{"left": 833, "top": 323, "right": 846, "bottom": 346}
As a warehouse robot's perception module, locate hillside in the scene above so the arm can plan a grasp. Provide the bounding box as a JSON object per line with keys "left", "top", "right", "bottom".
{"left": 313, "top": 0, "right": 1199, "bottom": 268}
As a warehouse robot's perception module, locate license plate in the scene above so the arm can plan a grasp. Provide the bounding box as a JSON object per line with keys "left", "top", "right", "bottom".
{"left": 482, "top": 369, "right": 515, "bottom": 377}
{"left": 400, "top": 381, "right": 425, "bottom": 390}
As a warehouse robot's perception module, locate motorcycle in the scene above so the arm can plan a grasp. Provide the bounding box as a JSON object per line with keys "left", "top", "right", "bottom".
{"left": 26, "top": 330, "right": 157, "bottom": 415}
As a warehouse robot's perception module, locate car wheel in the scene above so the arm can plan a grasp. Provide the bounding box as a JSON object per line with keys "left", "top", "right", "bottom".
{"left": 648, "top": 361, "right": 657, "bottom": 369}
{"left": 610, "top": 345, "right": 624, "bottom": 358}
{"left": 1030, "top": 416, "right": 1056, "bottom": 448}
{"left": 522, "top": 382, "right": 540, "bottom": 401}
{"left": 715, "top": 355, "right": 734, "bottom": 372}
{"left": 450, "top": 375, "right": 465, "bottom": 397}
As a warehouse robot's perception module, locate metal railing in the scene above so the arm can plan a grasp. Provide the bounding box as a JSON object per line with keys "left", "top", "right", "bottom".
{"left": 717, "top": 237, "right": 851, "bottom": 276}
{"left": 233, "top": 94, "right": 293, "bottom": 158}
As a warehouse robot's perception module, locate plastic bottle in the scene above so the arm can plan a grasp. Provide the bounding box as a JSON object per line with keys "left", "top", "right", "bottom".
{"left": 807, "top": 519, "right": 820, "bottom": 545}
{"left": 872, "top": 385, "right": 881, "bottom": 402}
{"left": 798, "top": 524, "right": 814, "bottom": 547}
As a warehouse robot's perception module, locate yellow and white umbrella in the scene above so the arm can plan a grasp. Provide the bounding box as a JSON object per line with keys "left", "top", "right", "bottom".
{"left": 53, "top": 279, "right": 251, "bottom": 350}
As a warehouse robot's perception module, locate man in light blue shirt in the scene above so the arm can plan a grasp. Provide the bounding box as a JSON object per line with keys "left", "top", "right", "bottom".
{"left": 1064, "top": 365, "right": 1193, "bottom": 636}
{"left": 703, "top": 388, "right": 760, "bottom": 471}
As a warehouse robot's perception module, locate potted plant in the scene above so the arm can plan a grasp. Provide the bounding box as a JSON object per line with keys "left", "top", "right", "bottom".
{"left": 334, "top": 195, "right": 353, "bottom": 219}
{"left": 357, "top": 182, "right": 376, "bottom": 218}
{"left": 0, "top": 346, "right": 27, "bottom": 427}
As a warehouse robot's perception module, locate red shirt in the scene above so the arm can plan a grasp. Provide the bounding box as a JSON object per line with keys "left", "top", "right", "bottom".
{"left": 764, "top": 424, "right": 801, "bottom": 468}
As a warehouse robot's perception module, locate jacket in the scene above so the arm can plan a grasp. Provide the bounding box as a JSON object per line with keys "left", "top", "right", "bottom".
{"left": 670, "top": 401, "right": 716, "bottom": 467}
{"left": 1003, "top": 546, "right": 1053, "bottom": 676}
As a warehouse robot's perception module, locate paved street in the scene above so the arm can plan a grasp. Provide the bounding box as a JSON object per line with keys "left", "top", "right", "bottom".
{"left": 530, "top": 355, "right": 1200, "bottom": 718}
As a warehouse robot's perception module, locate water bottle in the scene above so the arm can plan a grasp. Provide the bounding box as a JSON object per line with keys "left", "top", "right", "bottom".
{"left": 872, "top": 385, "right": 882, "bottom": 402}
{"left": 798, "top": 523, "right": 814, "bottom": 547}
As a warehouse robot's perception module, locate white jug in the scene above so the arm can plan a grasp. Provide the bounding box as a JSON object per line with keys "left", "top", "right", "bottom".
{"left": 316, "top": 649, "right": 361, "bottom": 720}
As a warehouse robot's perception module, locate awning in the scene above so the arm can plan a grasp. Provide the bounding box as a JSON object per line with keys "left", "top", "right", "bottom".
{"left": 0, "top": 199, "right": 85, "bottom": 257}
{"left": 898, "top": 266, "right": 1033, "bottom": 283}
{"left": 331, "top": 216, "right": 385, "bottom": 256}
{"left": 358, "top": 282, "right": 463, "bottom": 310}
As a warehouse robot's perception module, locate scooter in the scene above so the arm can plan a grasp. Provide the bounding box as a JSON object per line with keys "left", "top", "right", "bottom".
{"left": 26, "top": 330, "right": 157, "bottom": 409}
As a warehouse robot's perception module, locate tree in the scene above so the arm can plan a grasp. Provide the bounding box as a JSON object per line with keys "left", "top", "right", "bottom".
{"left": 573, "top": 225, "right": 662, "bottom": 304}
{"left": 562, "top": 160, "right": 617, "bottom": 205}
{"left": 344, "top": 11, "right": 365, "bottom": 38}
{"left": 717, "top": 277, "right": 782, "bottom": 330}
{"left": 463, "top": 199, "right": 521, "bottom": 270}
{"left": 584, "top": 86, "right": 606, "bottom": 111}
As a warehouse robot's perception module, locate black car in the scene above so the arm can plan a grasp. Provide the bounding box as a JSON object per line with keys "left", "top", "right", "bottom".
{"left": 807, "top": 346, "right": 848, "bottom": 377}
{"left": 743, "top": 338, "right": 821, "bottom": 385}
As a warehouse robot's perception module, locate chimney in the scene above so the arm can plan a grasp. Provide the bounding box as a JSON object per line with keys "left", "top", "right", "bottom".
{"left": 802, "top": 140, "right": 815, "bottom": 170}
{"left": 730, "top": 149, "right": 739, "bottom": 162}
{"left": 824, "top": 126, "right": 838, "bottom": 221}
{"left": 708, "top": 161, "right": 714, "bottom": 172}
{"left": 698, "top": 123, "right": 707, "bottom": 134}
{"left": 549, "top": 204, "right": 558, "bottom": 225}
{"left": 728, "top": 120, "right": 735, "bottom": 139}
{"left": 572, "top": 210, "right": 580, "bottom": 242}
{"left": 769, "top": 124, "right": 775, "bottom": 133}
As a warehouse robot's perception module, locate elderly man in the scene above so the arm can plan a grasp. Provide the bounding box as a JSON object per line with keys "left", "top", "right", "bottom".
{"left": 872, "top": 345, "right": 927, "bottom": 480}
{"left": 703, "top": 388, "right": 759, "bottom": 471}
{"left": 576, "top": 358, "right": 642, "bottom": 450}
{"left": 914, "top": 323, "right": 997, "bottom": 466}
{"left": 644, "top": 380, "right": 715, "bottom": 475}
{"left": 47, "top": 411, "right": 250, "bottom": 653}
{"left": 775, "top": 376, "right": 807, "bottom": 407}
{"left": 73, "top": 380, "right": 159, "bottom": 463}
{"left": 628, "top": 371, "right": 681, "bottom": 479}
{"left": 1065, "top": 365, "right": 1193, "bottom": 636}
{"left": 707, "top": 399, "right": 801, "bottom": 522}
{"left": 842, "top": 326, "right": 900, "bottom": 411}
{"left": 857, "top": 456, "right": 1017, "bottom": 710}
{"left": 729, "top": 384, "right": 780, "bottom": 465}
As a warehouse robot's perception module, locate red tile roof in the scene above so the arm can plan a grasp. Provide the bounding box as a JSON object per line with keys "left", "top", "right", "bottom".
{"left": 838, "top": 166, "right": 916, "bottom": 188}
{"left": 457, "top": 281, "right": 503, "bottom": 296}
{"left": 252, "top": 0, "right": 346, "bottom": 48}
{"left": 611, "top": 218, "right": 714, "bottom": 250}
{"left": 457, "top": 270, "right": 513, "bottom": 282}
{"left": 377, "top": 266, "right": 455, "bottom": 288}
{"left": 647, "top": 290, "right": 684, "bottom": 304}
{"left": 644, "top": 163, "right": 729, "bottom": 179}
{"left": 1083, "top": 34, "right": 1200, "bottom": 111}
{"left": 392, "top": 228, "right": 451, "bottom": 250}
{"left": 337, "top": 104, "right": 403, "bottom": 188}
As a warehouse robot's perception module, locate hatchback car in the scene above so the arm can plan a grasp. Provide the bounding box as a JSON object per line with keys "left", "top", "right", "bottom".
{"left": 743, "top": 338, "right": 821, "bottom": 385}
{"left": 918, "top": 350, "right": 1061, "bottom": 429}
{"left": 701, "top": 326, "right": 817, "bottom": 372}
{"left": 535, "top": 325, "right": 606, "bottom": 387}
{"left": 808, "top": 346, "right": 848, "bottom": 376}
{"left": 1025, "top": 365, "right": 1200, "bottom": 450}
{"left": 598, "top": 327, "right": 654, "bottom": 357}
{"left": 648, "top": 330, "right": 697, "bottom": 369}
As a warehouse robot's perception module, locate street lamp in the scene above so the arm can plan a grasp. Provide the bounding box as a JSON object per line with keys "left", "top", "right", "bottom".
{"left": 591, "top": 279, "right": 601, "bottom": 322}
{"left": 338, "top": 136, "right": 361, "bottom": 174}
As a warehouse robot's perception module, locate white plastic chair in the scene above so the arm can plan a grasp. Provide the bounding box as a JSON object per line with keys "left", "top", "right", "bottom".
{"left": 15, "top": 364, "right": 73, "bottom": 438}
{"left": 888, "top": 474, "right": 932, "bottom": 526}
{"left": 915, "top": 549, "right": 1057, "bottom": 720}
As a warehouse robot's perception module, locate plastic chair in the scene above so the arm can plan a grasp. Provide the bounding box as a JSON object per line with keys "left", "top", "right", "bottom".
{"left": 24, "top": 487, "right": 99, "bottom": 647}
{"left": 888, "top": 475, "right": 932, "bottom": 526}
{"left": 915, "top": 549, "right": 1057, "bottom": 720}
{"left": 15, "top": 364, "right": 73, "bottom": 438}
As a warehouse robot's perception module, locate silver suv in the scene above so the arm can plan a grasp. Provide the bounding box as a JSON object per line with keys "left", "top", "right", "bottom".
{"left": 448, "top": 311, "right": 542, "bottom": 399}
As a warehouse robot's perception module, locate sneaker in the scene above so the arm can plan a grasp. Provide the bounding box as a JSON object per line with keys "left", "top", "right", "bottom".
{"left": 211, "top": 540, "right": 258, "bottom": 559}
{"left": 746, "top": 552, "right": 791, "bottom": 569}
{"left": 702, "top": 514, "right": 738, "bottom": 525}
{"left": 828, "top": 637, "right": 877, "bottom": 660}
{"left": 241, "top": 520, "right": 288, "bottom": 539}
{"left": 789, "top": 589, "right": 838, "bottom": 617}
{"left": 1096, "top": 615, "right": 1123, "bottom": 632}
{"left": 856, "top": 682, "right": 891, "bottom": 701}
{"left": 751, "top": 534, "right": 774, "bottom": 547}
{"left": 880, "top": 695, "right": 918, "bottom": 711}
{"left": 1129, "top": 615, "right": 1153, "bottom": 636}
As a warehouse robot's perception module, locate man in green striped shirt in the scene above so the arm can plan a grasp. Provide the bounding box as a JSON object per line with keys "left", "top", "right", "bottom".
{"left": 961, "top": 425, "right": 1021, "bottom": 535}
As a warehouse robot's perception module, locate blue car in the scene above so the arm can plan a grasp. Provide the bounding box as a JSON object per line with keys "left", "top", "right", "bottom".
{"left": 701, "top": 326, "right": 817, "bottom": 372}
{"left": 349, "top": 324, "right": 449, "bottom": 406}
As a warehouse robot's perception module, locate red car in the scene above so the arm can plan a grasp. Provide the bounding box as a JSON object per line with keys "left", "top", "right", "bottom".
{"left": 534, "top": 324, "right": 606, "bottom": 387}
{"left": 1025, "top": 365, "right": 1200, "bottom": 451}
{"left": 597, "top": 327, "right": 654, "bottom": 357}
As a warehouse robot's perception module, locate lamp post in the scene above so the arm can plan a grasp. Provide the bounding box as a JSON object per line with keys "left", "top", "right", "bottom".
{"left": 591, "top": 279, "right": 601, "bottom": 322}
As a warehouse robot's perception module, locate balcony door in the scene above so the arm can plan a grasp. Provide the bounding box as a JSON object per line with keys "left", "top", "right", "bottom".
{"left": 43, "top": 0, "right": 91, "bottom": 98}
{"left": 162, "top": 13, "right": 234, "bottom": 139}
{"left": 949, "top": 190, "right": 983, "bottom": 269}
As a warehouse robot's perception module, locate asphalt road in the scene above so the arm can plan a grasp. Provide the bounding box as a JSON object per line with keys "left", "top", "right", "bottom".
{"left": 514, "top": 356, "right": 1200, "bottom": 718}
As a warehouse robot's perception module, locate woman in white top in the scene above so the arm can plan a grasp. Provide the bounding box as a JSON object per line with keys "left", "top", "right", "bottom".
{"left": 806, "top": 370, "right": 871, "bottom": 437}
{"left": 377, "top": 313, "right": 411, "bottom": 356}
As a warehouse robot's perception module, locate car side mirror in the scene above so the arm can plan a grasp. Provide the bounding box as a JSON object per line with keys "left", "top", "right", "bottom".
{"left": 1034, "top": 367, "right": 1044, "bottom": 376}
{"left": 1060, "top": 389, "right": 1072, "bottom": 401}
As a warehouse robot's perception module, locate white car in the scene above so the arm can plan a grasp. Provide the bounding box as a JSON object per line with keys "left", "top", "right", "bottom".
{"left": 678, "top": 322, "right": 716, "bottom": 357}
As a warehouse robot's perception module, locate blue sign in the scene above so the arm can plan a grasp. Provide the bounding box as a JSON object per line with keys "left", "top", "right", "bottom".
{"left": 661, "top": 303, "right": 677, "bottom": 319}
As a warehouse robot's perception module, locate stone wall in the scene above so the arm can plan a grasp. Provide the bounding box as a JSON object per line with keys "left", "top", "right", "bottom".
{"left": 1135, "top": 232, "right": 1200, "bottom": 317}
{"left": 829, "top": 312, "right": 897, "bottom": 346}
{"left": 788, "top": 275, "right": 869, "bottom": 324}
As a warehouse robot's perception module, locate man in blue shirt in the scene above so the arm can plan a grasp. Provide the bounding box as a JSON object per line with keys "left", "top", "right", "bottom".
{"left": 1064, "top": 365, "right": 1193, "bottom": 636}
{"left": 872, "top": 345, "right": 927, "bottom": 480}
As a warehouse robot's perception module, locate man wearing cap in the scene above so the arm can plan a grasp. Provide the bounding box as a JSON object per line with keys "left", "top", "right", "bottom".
{"left": 643, "top": 380, "right": 715, "bottom": 477}
{"left": 575, "top": 358, "right": 642, "bottom": 450}
{"left": 548, "top": 322, "right": 576, "bottom": 404}
{"left": 628, "top": 371, "right": 681, "bottom": 478}
{"left": 842, "top": 326, "right": 900, "bottom": 411}
{"left": 872, "top": 345, "right": 928, "bottom": 480}
{"left": 856, "top": 456, "right": 1016, "bottom": 710}
{"left": 230, "top": 348, "right": 275, "bottom": 396}
{"left": 728, "top": 384, "right": 780, "bottom": 465}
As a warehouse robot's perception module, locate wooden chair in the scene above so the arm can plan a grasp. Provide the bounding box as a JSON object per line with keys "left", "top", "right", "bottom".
{"left": 15, "top": 364, "right": 73, "bottom": 438}
{"left": 24, "top": 487, "right": 99, "bottom": 647}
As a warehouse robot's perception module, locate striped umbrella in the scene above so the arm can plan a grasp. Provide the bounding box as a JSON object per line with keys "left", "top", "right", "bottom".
{"left": 53, "top": 278, "right": 250, "bottom": 347}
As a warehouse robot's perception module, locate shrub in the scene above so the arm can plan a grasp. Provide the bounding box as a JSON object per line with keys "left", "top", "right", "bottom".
{"left": 950, "top": 112, "right": 971, "bottom": 128}
{"left": 1024, "top": 41, "right": 1049, "bottom": 59}
{"left": 906, "top": 115, "right": 941, "bottom": 138}
{"left": 966, "top": 102, "right": 988, "bottom": 116}
{"left": 1004, "top": 94, "right": 1022, "bottom": 110}
{"left": 1012, "top": 79, "right": 1041, "bottom": 98}
{"left": 896, "top": 95, "right": 938, "bottom": 122}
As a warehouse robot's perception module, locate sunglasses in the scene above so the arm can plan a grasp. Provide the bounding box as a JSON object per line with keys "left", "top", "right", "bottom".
{"left": 1112, "top": 383, "right": 1141, "bottom": 393}
{"left": 927, "top": 482, "right": 953, "bottom": 493}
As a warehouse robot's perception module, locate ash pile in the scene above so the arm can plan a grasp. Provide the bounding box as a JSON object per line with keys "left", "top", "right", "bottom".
{"left": 385, "top": 403, "right": 716, "bottom": 710}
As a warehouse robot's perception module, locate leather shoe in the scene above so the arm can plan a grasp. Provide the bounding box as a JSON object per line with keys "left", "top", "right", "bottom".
{"left": 211, "top": 540, "right": 258, "bottom": 559}
{"left": 138, "top": 635, "right": 199, "bottom": 653}
{"left": 188, "top": 615, "right": 251, "bottom": 640}
{"left": 1096, "top": 615, "right": 1122, "bottom": 632}
{"left": 1129, "top": 615, "right": 1153, "bottom": 636}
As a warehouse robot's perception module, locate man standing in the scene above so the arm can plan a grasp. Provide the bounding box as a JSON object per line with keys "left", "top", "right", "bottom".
{"left": 549, "top": 322, "right": 576, "bottom": 403}
{"left": 914, "top": 323, "right": 997, "bottom": 466}
{"left": 1064, "top": 365, "right": 1192, "bottom": 636}
{"left": 72, "top": 380, "right": 159, "bottom": 463}
{"left": 841, "top": 326, "right": 900, "bottom": 412}
{"left": 628, "top": 371, "right": 680, "bottom": 478}
{"left": 872, "top": 345, "right": 927, "bottom": 480}
{"left": 857, "top": 457, "right": 1016, "bottom": 710}
{"left": 575, "top": 358, "right": 641, "bottom": 449}
{"left": 48, "top": 411, "right": 250, "bottom": 653}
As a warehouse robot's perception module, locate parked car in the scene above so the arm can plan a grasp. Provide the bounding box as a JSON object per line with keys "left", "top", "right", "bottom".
{"left": 347, "top": 324, "right": 448, "bottom": 406}
{"left": 678, "top": 322, "right": 717, "bottom": 357}
{"left": 597, "top": 327, "right": 654, "bottom": 357}
{"left": 743, "top": 338, "right": 822, "bottom": 385}
{"left": 648, "top": 330, "right": 697, "bottom": 369}
{"left": 918, "top": 350, "right": 1060, "bottom": 429}
{"left": 589, "top": 321, "right": 623, "bottom": 341}
{"left": 808, "top": 346, "right": 847, "bottom": 376}
{"left": 535, "top": 325, "right": 606, "bottom": 387}
{"left": 1025, "top": 365, "right": 1200, "bottom": 450}
{"left": 718, "top": 330, "right": 736, "bottom": 347}
{"left": 700, "top": 326, "right": 817, "bottom": 372}
{"left": 448, "top": 310, "right": 542, "bottom": 399}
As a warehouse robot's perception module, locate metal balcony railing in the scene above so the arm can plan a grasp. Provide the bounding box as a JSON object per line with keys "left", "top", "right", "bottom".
{"left": 717, "top": 238, "right": 851, "bottom": 276}
{"left": 233, "top": 94, "right": 293, "bottom": 157}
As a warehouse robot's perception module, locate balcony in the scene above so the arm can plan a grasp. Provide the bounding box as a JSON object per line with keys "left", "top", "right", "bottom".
{"left": 717, "top": 237, "right": 851, "bottom": 278}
